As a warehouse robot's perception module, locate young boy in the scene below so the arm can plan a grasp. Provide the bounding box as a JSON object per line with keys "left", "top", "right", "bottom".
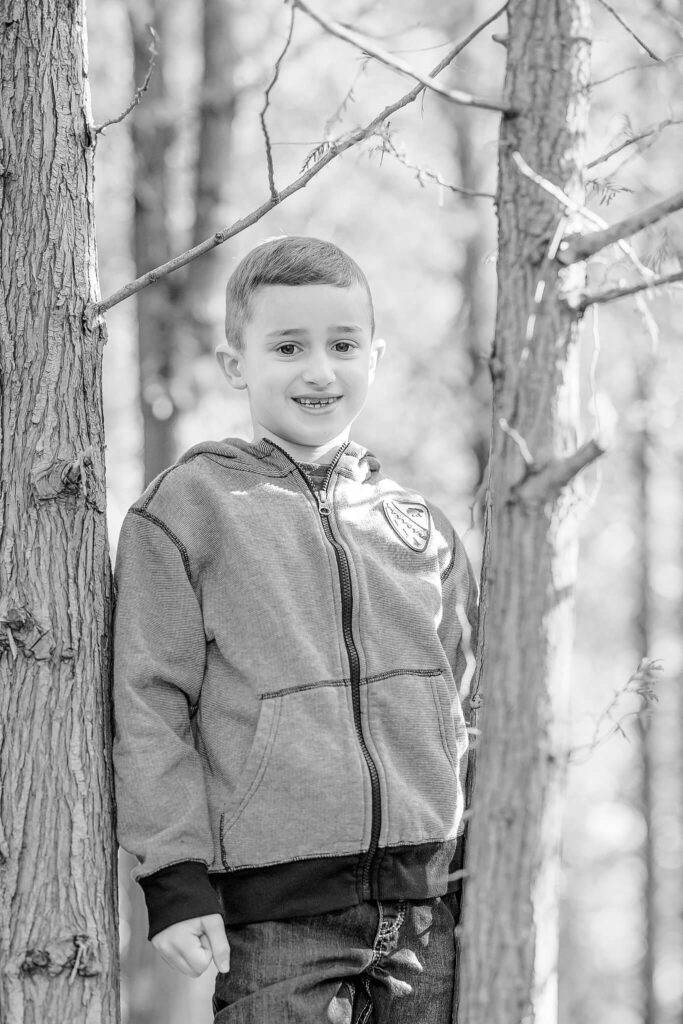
{"left": 113, "top": 236, "right": 477, "bottom": 1023}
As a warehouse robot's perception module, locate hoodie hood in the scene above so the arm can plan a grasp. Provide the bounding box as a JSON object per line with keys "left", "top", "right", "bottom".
{"left": 175, "top": 436, "right": 381, "bottom": 483}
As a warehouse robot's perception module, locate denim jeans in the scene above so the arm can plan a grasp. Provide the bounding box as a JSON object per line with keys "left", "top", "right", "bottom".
{"left": 212, "top": 896, "right": 458, "bottom": 1024}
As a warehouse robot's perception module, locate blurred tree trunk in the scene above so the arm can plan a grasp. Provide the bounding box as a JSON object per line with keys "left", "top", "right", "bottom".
{"left": 184, "top": 0, "right": 238, "bottom": 360}
{"left": 0, "top": 3, "right": 119, "bottom": 1023}
{"left": 456, "top": 3, "right": 591, "bottom": 1022}
{"left": 633, "top": 352, "right": 658, "bottom": 1024}
{"left": 130, "top": 0, "right": 236, "bottom": 487}
{"left": 130, "top": 3, "right": 179, "bottom": 485}
{"left": 448, "top": 0, "right": 493, "bottom": 490}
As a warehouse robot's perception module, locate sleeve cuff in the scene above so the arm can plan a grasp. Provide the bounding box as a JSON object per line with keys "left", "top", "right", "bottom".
{"left": 139, "top": 861, "right": 223, "bottom": 939}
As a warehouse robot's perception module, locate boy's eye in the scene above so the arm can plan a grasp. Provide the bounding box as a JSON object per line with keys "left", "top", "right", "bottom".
{"left": 333, "top": 341, "right": 354, "bottom": 353}
{"left": 277, "top": 343, "right": 299, "bottom": 355}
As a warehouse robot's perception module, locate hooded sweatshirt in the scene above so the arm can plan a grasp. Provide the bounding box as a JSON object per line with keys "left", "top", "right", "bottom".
{"left": 112, "top": 438, "right": 477, "bottom": 938}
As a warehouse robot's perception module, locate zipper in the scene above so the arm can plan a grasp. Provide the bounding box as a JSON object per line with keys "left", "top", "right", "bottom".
{"left": 268, "top": 441, "right": 382, "bottom": 899}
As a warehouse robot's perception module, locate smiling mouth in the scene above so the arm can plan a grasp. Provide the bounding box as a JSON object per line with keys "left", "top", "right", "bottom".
{"left": 292, "top": 396, "right": 341, "bottom": 410}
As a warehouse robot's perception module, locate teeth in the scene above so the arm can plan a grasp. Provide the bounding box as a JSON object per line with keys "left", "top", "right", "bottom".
{"left": 296, "top": 397, "right": 338, "bottom": 407}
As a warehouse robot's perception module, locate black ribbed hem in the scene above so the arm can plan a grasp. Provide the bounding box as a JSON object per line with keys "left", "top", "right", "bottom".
{"left": 210, "top": 840, "right": 459, "bottom": 925}
{"left": 140, "top": 861, "right": 223, "bottom": 939}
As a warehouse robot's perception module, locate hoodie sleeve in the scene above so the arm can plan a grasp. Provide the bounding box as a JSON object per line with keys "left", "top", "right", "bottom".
{"left": 437, "top": 526, "right": 479, "bottom": 854}
{"left": 438, "top": 527, "right": 479, "bottom": 709}
{"left": 112, "top": 509, "right": 221, "bottom": 936}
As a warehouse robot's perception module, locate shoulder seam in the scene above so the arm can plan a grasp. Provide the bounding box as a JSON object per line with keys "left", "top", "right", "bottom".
{"left": 139, "top": 464, "right": 178, "bottom": 509}
{"left": 130, "top": 507, "right": 193, "bottom": 583}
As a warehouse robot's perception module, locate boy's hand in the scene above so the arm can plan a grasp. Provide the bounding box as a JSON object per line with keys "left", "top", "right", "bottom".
{"left": 151, "top": 914, "right": 231, "bottom": 977}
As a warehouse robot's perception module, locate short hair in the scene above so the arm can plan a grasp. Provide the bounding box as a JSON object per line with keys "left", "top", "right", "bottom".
{"left": 225, "top": 236, "right": 375, "bottom": 350}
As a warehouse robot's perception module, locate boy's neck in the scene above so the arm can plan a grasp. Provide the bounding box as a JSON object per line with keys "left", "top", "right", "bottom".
{"left": 254, "top": 426, "right": 349, "bottom": 465}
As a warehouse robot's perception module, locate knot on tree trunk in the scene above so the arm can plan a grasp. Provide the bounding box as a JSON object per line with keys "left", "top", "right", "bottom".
{"left": 19, "top": 935, "right": 100, "bottom": 980}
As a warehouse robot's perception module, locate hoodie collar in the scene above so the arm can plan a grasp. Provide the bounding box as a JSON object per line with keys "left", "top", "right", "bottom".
{"left": 176, "top": 437, "right": 380, "bottom": 482}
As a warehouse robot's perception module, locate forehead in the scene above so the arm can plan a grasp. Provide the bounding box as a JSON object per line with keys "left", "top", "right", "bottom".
{"left": 246, "top": 283, "right": 372, "bottom": 333}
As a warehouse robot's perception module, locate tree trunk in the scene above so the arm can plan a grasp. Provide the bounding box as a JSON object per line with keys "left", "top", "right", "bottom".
{"left": 456, "top": 3, "right": 591, "bottom": 1022}
{"left": 0, "top": 3, "right": 119, "bottom": 1022}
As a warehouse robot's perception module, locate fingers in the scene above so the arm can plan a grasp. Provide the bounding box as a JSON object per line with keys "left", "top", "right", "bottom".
{"left": 159, "top": 943, "right": 211, "bottom": 978}
{"left": 201, "top": 913, "right": 231, "bottom": 974}
{"left": 151, "top": 918, "right": 214, "bottom": 978}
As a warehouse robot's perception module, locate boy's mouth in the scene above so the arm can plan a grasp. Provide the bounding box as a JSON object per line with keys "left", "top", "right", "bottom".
{"left": 292, "top": 396, "right": 341, "bottom": 410}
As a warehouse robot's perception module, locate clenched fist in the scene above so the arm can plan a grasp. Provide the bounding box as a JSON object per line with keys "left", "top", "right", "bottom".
{"left": 151, "top": 914, "right": 231, "bottom": 977}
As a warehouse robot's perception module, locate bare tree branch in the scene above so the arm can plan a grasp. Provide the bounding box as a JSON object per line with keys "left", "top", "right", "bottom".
{"left": 374, "top": 130, "right": 495, "bottom": 199}
{"left": 88, "top": 5, "right": 507, "bottom": 321}
{"left": 511, "top": 439, "right": 606, "bottom": 506}
{"left": 511, "top": 151, "right": 655, "bottom": 283}
{"left": 587, "top": 116, "right": 683, "bottom": 169}
{"left": 260, "top": 5, "right": 297, "bottom": 201}
{"left": 595, "top": 0, "right": 662, "bottom": 62}
{"left": 291, "top": 0, "right": 513, "bottom": 115}
{"left": 568, "top": 269, "right": 683, "bottom": 311}
{"left": 94, "top": 26, "right": 159, "bottom": 135}
{"left": 560, "top": 190, "right": 683, "bottom": 263}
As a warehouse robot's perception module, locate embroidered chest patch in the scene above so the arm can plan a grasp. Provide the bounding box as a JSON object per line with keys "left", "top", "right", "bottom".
{"left": 382, "top": 499, "right": 431, "bottom": 552}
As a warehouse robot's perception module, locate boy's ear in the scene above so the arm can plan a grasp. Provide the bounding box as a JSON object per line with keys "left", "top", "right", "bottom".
{"left": 216, "top": 342, "right": 247, "bottom": 390}
{"left": 369, "top": 337, "right": 386, "bottom": 380}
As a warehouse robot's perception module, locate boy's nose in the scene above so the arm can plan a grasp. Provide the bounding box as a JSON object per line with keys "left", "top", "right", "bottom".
{"left": 302, "top": 354, "right": 336, "bottom": 386}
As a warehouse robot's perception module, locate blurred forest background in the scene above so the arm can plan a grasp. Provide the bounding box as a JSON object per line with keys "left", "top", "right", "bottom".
{"left": 85, "top": 0, "right": 682, "bottom": 1021}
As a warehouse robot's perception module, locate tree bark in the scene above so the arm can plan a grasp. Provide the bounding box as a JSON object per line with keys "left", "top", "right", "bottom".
{"left": 456, "top": 3, "right": 591, "bottom": 1023}
{"left": 0, "top": 3, "right": 119, "bottom": 1022}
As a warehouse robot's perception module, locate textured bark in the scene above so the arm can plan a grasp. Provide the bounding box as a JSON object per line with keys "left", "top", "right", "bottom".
{"left": 455, "top": 3, "right": 591, "bottom": 1023}
{"left": 0, "top": 4, "right": 119, "bottom": 1023}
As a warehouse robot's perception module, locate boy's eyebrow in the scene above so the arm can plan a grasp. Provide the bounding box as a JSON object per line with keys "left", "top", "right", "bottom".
{"left": 266, "top": 325, "right": 366, "bottom": 337}
{"left": 266, "top": 328, "right": 309, "bottom": 337}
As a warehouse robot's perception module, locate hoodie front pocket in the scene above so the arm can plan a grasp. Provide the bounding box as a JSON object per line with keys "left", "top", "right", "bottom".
{"left": 363, "top": 670, "right": 468, "bottom": 848}
{"left": 220, "top": 682, "right": 368, "bottom": 871}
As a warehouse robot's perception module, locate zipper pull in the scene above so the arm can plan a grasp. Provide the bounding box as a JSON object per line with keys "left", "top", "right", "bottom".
{"left": 318, "top": 491, "right": 331, "bottom": 516}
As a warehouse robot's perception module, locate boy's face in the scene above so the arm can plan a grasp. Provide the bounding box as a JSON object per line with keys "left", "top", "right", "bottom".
{"left": 217, "top": 284, "right": 384, "bottom": 461}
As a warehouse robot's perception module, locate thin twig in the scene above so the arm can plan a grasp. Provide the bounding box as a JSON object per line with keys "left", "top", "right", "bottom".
{"left": 375, "top": 130, "right": 495, "bottom": 199}
{"left": 323, "top": 61, "right": 369, "bottom": 138}
{"left": 568, "top": 269, "right": 683, "bottom": 311}
{"left": 292, "top": 0, "right": 513, "bottom": 115}
{"left": 591, "top": 50, "right": 683, "bottom": 87}
{"left": 260, "top": 5, "right": 297, "bottom": 201}
{"left": 94, "top": 26, "right": 159, "bottom": 135}
{"left": 587, "top": 117, "right": 683, "bottom": 168}
{"left": 595, "top": 0, "right": 662, "bottom": 62}
{"left": 90, "top": 3, "right": 509, "bottom": 319}
{"left": 569, "top": 659, "right": 662, "bottom": 763}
